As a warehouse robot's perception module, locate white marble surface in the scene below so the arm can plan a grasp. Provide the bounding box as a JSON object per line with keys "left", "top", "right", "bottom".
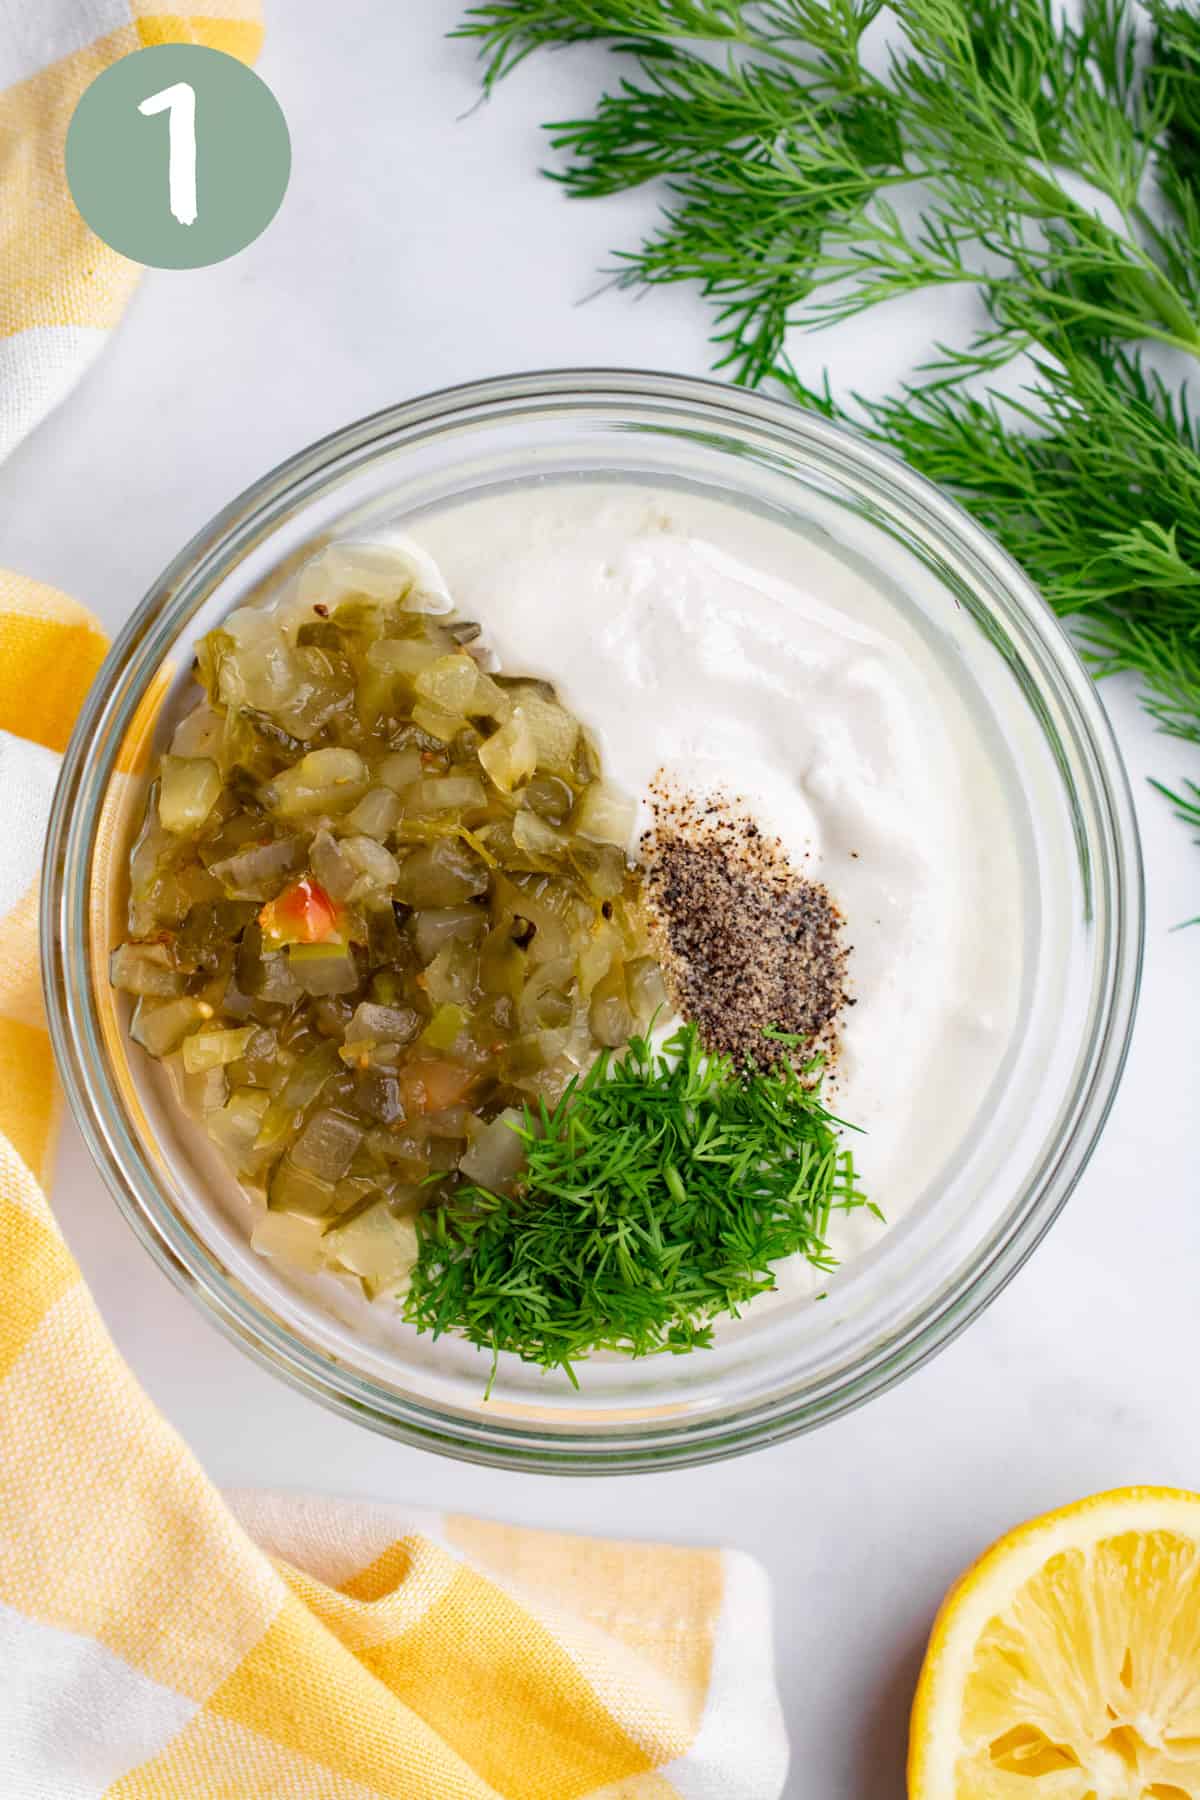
{"left": 4, "top": 5, "right": 1199, "bottom": 1793}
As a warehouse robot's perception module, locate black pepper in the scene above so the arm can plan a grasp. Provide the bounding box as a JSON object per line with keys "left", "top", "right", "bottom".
{"left": 640, "top": 780, "right": 850, "bottom": 1070}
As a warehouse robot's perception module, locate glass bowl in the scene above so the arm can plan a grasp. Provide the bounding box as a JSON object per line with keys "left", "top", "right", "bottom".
{"left": 42, "top": 370, "right": 1143, "bottom": 1473}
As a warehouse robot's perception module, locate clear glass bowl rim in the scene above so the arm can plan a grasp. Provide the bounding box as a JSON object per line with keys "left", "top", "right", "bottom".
{"left": 42, "top": 367, "right": 1144, "bottom": 1474}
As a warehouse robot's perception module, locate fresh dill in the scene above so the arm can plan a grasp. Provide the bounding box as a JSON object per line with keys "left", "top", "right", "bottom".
{"left": 403, "top": 1022, "right": 866, "bottom": 1383}
{"left": 456, "top": 0, "right": 1200, "bottom": 830}
{"left": 1150, "top": 774, "right": 1200, "bottom": 925}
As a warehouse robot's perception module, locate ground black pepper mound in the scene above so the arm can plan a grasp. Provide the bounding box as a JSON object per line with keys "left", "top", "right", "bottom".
{"left": 640, "top": 782, "right": 850, "bottom": 1070}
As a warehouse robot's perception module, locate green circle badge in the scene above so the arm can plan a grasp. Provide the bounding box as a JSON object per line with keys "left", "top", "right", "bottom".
{"left": 66, "top": 45, "right": 291, "bottom": 269}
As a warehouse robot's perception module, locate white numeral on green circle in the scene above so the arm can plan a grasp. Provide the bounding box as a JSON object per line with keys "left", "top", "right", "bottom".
{"left": 138, "top": 81, "right": 197, "bottom": 226}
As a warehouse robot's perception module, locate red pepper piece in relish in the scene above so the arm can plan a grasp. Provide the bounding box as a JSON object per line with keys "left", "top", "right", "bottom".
{"left": 258, "top": 877, "right": 342, "bottom": 946}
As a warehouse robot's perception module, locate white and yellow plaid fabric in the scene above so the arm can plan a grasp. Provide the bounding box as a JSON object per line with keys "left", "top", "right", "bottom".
{"left": 0, "top": 2, "right": 265, "bottom": 456}
{"left": 0, "top": 10, "right": 789, "bottom": 1796}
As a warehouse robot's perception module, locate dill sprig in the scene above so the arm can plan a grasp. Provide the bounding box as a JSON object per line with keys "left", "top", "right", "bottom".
{"left": 456, "top": 0, "right": 1200, "bottom": 820}
{"left": 403, "top": 1022, "right": 866, "bottom": 1383}
{"left": 1150, "top": 774, "right": 1200, "bottom": 926}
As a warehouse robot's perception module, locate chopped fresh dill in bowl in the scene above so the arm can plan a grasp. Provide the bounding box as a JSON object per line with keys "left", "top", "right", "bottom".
{"left": 403, "top": 1022, "right": 870, "bottom": 1385}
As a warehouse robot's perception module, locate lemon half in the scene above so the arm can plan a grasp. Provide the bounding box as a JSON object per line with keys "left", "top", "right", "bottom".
{"left": 910, "top": 1488, "right": 1200, "bottom": 1799}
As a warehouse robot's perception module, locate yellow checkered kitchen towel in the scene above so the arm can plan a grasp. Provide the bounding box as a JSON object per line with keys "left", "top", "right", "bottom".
{"left": 0, "top": 1, "right": 265, "bottom": 455}
{"left": 0, "top": 9, "right": 790, "bottom": 1798}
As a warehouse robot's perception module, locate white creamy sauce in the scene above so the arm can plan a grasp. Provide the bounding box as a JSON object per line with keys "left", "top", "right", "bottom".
{"left": 405, "top": 484, "right": 1023, "bottom": 1283}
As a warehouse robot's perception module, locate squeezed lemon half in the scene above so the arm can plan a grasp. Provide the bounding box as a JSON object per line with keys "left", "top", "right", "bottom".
{"left": 909, "top": 1488, "right": 1200, "bottom": 1798}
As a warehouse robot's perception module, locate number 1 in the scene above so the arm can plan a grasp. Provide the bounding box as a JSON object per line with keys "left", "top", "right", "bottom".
{"left": 139, "top": 81, "right": 197, "bottom": 227}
